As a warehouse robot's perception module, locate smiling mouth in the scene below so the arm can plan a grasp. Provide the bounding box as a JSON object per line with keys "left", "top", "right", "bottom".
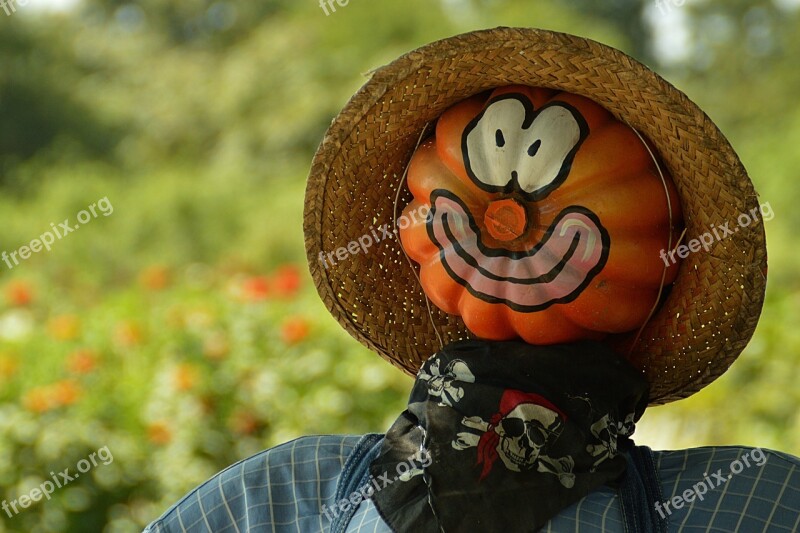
{"left": 427, "top": 190, "right": 610, "bottom": 313}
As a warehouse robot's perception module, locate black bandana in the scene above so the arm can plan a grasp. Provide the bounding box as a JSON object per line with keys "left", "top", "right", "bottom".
{"left": 369, "top": 340, "right": 649, "bottom": 532}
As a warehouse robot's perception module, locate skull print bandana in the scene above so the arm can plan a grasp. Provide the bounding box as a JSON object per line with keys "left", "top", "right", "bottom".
{"left": 369, "top": 340, "right": 649, "bottom": 532}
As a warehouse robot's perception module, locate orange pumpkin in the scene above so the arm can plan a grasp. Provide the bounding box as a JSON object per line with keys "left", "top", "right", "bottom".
{"left": 398, "top": 85, "right": 683, "bottom": 344}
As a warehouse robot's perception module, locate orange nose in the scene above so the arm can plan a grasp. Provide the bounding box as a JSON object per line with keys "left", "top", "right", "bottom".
{"left": 484, "top": 198, "right": 528, "bottom": 242}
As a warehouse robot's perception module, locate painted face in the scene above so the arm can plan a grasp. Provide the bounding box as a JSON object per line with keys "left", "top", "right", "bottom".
{"left": 398, "top": 85, "right": 682, "bottom": 344}
{"left": 428, "top": 93, "right": 608, "bottom": 312}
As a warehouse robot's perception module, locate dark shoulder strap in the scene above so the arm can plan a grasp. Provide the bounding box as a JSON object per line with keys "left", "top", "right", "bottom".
{"left": 330, "top": 433, "right": 385, "bottom": 533}
{"left": 618, "top": 441, "right": 669, "bottom": 533}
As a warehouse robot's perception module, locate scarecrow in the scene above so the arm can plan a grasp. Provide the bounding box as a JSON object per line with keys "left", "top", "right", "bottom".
{"left": 145, "top": 28, "right": 800, "bottom": 533}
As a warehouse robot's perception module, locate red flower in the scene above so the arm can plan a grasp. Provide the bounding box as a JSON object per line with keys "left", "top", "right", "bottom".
{"left": 241, "top": 276, "right": 270, "bottom": 301}
{"left": 272, "top": 265, "right": 302, "bottom": 298}
{"left": 4, "top": 280, "right": 34, "bottom": 307}
{"left": 281, "top": 317, "right": 310, "bottom": 345}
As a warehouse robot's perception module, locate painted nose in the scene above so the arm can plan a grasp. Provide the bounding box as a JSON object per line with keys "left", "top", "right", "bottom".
{"left": 484, "top": 198, "right": 527, "bottom": 242}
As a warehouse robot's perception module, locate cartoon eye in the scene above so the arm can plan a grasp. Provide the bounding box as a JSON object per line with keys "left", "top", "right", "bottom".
{"left": 464, "top": 96, "right": 586, "bottom": 199}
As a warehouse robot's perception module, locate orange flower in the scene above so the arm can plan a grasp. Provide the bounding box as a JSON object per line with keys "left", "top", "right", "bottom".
{"left": 172, "top": 363, "right": 200, "bottom": 392}
{"left": 4, "top": 280, "right": 33, "bottom": 307}
{"left": 22, "top": 387, "right": 52, "bottom": 413}
{"left": 114, "top": 321, "right": 144, "bottom": 348}
{"left": 139, "top": 265, "right": 172, "bottom": 291}
{"left": 0, "top": 353, "right": 19, "bottom": 380}
{"left": 281, "top": 316, "right": 310, "bottom": 345}
{"left": 272, "top": 265, "right": 302, "bottom": 298}
{"left": 241, "top": 276, "right": 270, "bottom": 301}
{"left": 48, "top": 315, "right": 81, "bottom": 341}
{"left": 52, "top": 380, "right": 82, "bottom": 406}
{"left": 147, "top": 421, "right": 172, "bottom": 445}
{"left": 67, "top": 349, "right": 97, "bottom": 375}
{"left": 22, "top": 380, "right": 82, "bottom": 412}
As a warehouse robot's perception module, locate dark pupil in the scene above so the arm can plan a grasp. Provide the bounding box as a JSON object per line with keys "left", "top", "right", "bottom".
{"left": 528, "top": 139, "right": 542, "bottom": 156}
{"left": 495, "top": 129, "right": 506, "bottom": 147}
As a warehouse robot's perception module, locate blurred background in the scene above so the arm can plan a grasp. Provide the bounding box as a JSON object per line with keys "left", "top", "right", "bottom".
{"left": 0, "top": 0, "right": 798, "bottom": 531}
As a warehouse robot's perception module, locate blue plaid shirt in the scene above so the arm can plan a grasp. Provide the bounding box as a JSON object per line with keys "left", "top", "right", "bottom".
{"left": 144, "top": 435, "right": 800, "bottom": 532}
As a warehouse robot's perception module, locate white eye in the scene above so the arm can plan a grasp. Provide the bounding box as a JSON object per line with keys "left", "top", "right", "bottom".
{"left": 464, "top": 98, "right": 529, "bottom": 190}
{"left": 464, "top": 96, "right": 586, "bottom": 199}
{"left": 520, "top": 106, "right": 582, "bottom": 194}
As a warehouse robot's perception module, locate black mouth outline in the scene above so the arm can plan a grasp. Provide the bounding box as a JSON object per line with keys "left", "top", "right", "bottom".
{"left": 426, "top": 190, "right": 610, "bottom": 313}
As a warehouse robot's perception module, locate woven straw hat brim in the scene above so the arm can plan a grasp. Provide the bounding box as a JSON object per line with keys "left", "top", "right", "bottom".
{"left": 304, "top": 27, "right": 767, "bottom": 405}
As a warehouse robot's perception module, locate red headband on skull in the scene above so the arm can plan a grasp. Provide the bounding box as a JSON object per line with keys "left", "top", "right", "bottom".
{"left": 476, "top": 389, "right": 567, "bottom": 480}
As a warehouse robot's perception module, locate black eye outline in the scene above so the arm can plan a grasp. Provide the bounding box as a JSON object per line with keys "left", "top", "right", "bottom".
{"left": 495, "top": 129, "right": 506, "bottom": 148}
{"left": 462, "top": 97, "right": 590, "bottom": 202}
{"left": 527, "top": 139, "right": 541, "bottom": 157}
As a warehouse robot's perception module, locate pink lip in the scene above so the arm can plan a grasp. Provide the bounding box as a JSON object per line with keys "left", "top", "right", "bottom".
{"left": 428, "top": 193, "right": 609, "bottom": 312}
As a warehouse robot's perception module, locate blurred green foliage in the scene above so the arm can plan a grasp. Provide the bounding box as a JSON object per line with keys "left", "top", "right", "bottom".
{"left": 0, "top": 0, "right": 798, "bottom": 531}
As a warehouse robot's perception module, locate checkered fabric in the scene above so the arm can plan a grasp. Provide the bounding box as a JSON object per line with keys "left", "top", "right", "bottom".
{"left": 143, "top": 436, "right": 800, "bottom": 532}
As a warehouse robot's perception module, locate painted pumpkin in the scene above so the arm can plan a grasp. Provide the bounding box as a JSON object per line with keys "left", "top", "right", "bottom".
{"left": 398, "top": 85, "right": 683, "bottom": 344}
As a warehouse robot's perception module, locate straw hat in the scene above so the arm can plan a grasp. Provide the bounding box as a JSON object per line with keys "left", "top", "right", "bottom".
{"left": 304, "top": 27, "right": 767, "bottom": 405}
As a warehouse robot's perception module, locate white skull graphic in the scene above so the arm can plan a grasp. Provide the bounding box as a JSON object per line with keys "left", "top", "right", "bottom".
{"left": 587, "top": 414, "right": 619, "bottom": 456}
{"left": 495, "top": 403, "right": 562, "bottom": 472}
{"left": 586, "top": 411, "right": 637, "bottom": 470}
{"left": 419, "top": 358, "right": 475, "bottom": 407}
